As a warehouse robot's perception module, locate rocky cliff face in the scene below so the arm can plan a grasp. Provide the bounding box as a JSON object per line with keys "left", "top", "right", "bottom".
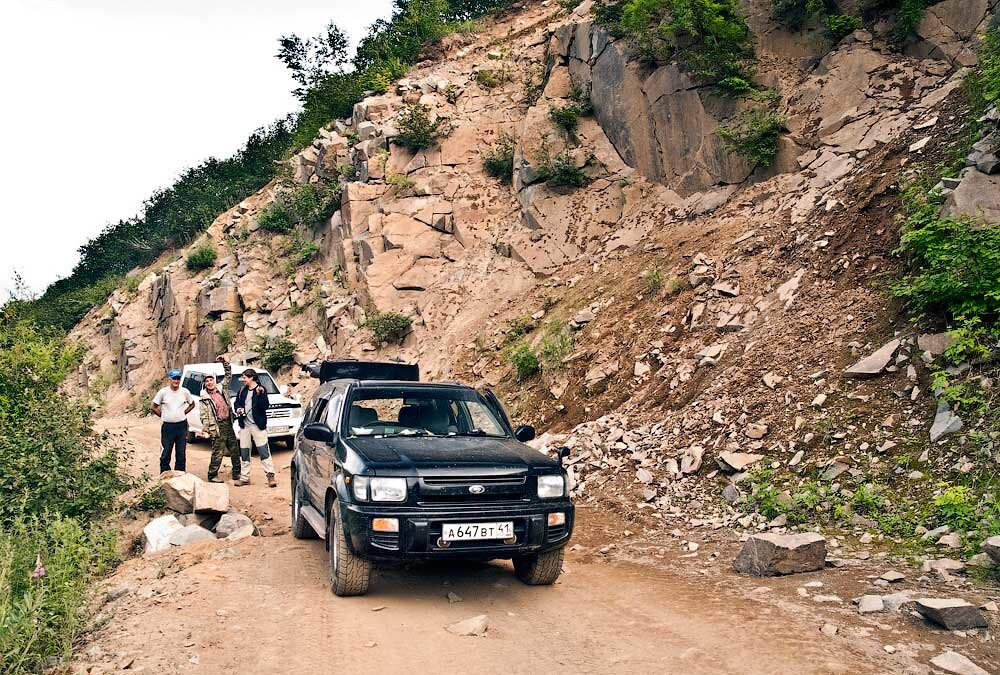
{"left": 69, "top": 0, "right": 999, "bottom": 460}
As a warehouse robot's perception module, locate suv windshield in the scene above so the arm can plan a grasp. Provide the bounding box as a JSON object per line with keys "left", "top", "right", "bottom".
{"left": 345, "top": 387, "right": 508, "bottom": 438}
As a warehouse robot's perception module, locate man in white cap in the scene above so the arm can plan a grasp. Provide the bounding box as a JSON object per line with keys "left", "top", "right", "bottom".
{"left": 151, "top": 368, "right": 196, "bottom": 473}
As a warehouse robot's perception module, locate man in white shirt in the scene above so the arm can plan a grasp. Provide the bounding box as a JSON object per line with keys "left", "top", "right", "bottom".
{"left": 151, "top": 369, "right": 196, "bottom": 473}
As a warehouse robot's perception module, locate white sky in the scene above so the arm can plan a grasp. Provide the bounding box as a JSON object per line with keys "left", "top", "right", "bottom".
{"left": 0, "top": 0, "right": 393, "bottom": 298}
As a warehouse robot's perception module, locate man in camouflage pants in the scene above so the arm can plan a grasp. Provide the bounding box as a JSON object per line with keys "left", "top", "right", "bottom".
{"left": 200, "top": 357, "right": 241, "bottom": 483}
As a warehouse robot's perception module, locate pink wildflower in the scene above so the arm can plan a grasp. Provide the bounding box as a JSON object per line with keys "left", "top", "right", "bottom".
{"left": 31, "top": 555, "right": 45, "bottom": 579}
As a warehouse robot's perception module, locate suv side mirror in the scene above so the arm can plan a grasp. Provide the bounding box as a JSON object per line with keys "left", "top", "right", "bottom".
{"left": 557, "top": 446, "right": 571, "bottom": 464}
{"left": 513, "top": 425, "right": 536, "bottom": 442}
{"left": 303, "top": 422, "right": 334, "bottom": 444}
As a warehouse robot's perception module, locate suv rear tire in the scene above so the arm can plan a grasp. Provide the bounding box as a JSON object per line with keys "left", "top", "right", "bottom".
{"left": 327, "top": 500, "right": 371, "bottom": 596}
{"left": 290, "top": 471, "right": 316, "bottom": 539}
{"left": 513, "top": 547, "right": 565, "bottom": 585}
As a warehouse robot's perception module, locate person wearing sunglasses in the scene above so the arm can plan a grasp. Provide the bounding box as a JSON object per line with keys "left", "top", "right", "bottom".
{"left": 151, "top": 368, "right": 196, "bottom": 474}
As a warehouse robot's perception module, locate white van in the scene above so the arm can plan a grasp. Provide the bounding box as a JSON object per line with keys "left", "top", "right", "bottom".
{"left": 180, "top": 363, "right": 304, "bottom": 447}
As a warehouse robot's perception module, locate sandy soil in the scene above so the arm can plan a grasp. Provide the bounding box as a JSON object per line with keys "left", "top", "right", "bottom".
{"left": 77, "top": 416, "right": 994, "bottom": 675}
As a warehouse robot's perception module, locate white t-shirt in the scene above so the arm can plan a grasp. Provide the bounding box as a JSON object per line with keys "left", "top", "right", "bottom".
{"left": 152, "top": 386, "right": 195, "bottom": 423}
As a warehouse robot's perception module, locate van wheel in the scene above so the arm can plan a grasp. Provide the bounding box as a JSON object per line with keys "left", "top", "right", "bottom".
{"left": 513, "top": 547, "right": 565, "bottom": 585}
{"left": 290, "top": 471, "right": 316, "bottom": 539}
{"left": 327, "top": 501, "right": 371, "bottom": 596}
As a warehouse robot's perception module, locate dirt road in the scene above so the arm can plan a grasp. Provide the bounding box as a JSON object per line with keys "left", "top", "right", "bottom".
{"left": 80, "top": 417, "right": 959, "bottom": 674}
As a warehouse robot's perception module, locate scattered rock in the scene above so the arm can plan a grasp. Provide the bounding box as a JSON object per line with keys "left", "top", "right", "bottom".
{"left": 447, "top": 592, "right": 463, "bottom": 603}
{"left": 636, "top": 468, "right": 654, "bottom": 484}
{"left": 879, "top": 570, "right": 905, "bottom": 583}
{"left": 914, "top": 598, "right": 988, "bottom": 630}
{"left": 820, "top": 623, "right": 838, "bottom": 637}
{"left": 227, "top": 524, "right": 255, "bottom": 541}
{"left": 732, "top": 533, "right": 827, "bottom": 576}
{"left": 844, "top": 339, "right": 901, "bottom": 378}
{"left": 105, "top": 582, "right": 135, "bottom": 603}
{"left": 981, "top": 536, "right": 1000, "bottom": 564}
{"left": 929, "top": 651, "right": 990, "bottom": 675}
{"left": 858, "top": 595, "right": 884, "bottom": 614}
{"left": 215, "top": 512, "right": 254, "bottom": 538}
{"left": 446, "top": 614, "right": 489, "bottom": 636}
{"left": 192, "top": 481, "right": 229, "bottom": 513}
{"left": 161, "top": 473, "right": 200, "bottom": 514}
{"left": 930, "top": 401, "right": 963, "bottom": 442}
{"left": 716, "top": 451, "right": 764, "bottom": 473}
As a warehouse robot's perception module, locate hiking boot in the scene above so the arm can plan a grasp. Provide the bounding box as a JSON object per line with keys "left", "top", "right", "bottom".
{"left": 236, "top": 478, "right": 251, "bottom": 486}
{"left": 208, "top": 475, "right": 225, "bottom": 483}
{"left": 266, "top": 473, "right": 277, "bottom": 488}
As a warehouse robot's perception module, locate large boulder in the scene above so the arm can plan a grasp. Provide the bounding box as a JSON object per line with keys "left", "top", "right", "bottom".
{"left": 941, "top": 169, "right": 1000, "bottom": 223}
{"left": 161, "top": 473, "right": 200, "bottom": 514}
{"left": 733, "top": 533, "right": 827, "bottom": 576}
{"left": 915, "top": 598, "right": 988, "bottom": 630}
{"left": 930, "top": 651, "right": 991, "bottom": 675}
{"left": 142, "top": 514, "right": 184, "bottom": 554}
{"left": 168, "top": 524, "right": 218, "bottom": 547}
{"left": 193, "top": 481, "right": 229, "bottom": 513}
{"left": 982, "top": 535, "right": 1000, "bottom": 563}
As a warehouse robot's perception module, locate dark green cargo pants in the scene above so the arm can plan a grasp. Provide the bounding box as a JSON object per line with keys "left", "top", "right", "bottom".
{"left": 208, "top": 422, "right": 241, "bottom": 480}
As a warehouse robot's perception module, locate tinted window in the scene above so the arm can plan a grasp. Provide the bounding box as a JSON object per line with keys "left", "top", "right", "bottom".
{"left": 228, "top": 371, "right": 279, "bottom": 397}
{"left": 344, "top": 387, "right": 507, "bottom": 438}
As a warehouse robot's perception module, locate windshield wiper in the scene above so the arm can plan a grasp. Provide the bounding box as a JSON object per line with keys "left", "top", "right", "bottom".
{"left": 396, "top": 428, "right": 432, "bottom": 436}
{"left": 453, "top": 429, "right": 502, "bottom": 437}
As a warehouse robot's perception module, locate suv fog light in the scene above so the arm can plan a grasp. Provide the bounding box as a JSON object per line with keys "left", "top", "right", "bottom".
{"left": 372, "top": 518, "right": 399, "bottom": 533}
{"left": 503, "top": 536, "right": 517, "bottom": 545}
{"left": 548, "top": 512, "right": 566, "bottom": 527}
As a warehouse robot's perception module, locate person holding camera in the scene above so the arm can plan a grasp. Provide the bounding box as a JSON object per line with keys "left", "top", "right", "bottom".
{"left": 234, "top": 368, "right": 276, "bottom": 487}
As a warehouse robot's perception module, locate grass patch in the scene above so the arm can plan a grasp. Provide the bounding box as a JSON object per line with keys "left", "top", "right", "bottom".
{"left": 483, "top": 133, "right": 516, "bottom": 183}
{"left": 504, "top": 340, "right": 540, "bottom": 380}
{"left": 386, "top": 172, "right": 415, "bottom": 192}
{"left": 549, "top": 103, "right": 583, "bottom": 138}
{"left": 537, "top": 320, "right": 574, "bottom": 369}
{"left": 185, "top": 243, "right": 217, "bottom": 272}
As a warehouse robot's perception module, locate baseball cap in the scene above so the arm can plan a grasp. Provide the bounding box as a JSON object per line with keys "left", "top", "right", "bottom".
{"left": 168, "top": 369, "right": 182, "bottom": 379}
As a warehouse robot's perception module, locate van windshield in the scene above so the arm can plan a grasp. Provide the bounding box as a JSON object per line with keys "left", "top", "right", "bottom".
{"left": 345, "top": 388, "right": 507, "bottom": 439}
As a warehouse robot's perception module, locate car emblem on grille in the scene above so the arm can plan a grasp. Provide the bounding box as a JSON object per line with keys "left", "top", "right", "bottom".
{"left": 468, "top": 485, "right": 485, "bottom": 494}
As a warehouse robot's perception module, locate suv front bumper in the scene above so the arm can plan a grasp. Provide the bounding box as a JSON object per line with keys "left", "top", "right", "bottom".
{"left": 339, "top": 501, "right": 575, "bottom": 561}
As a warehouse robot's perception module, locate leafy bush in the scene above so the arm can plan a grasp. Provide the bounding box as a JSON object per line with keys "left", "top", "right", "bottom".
{"left": 254, "top": 335, "right": 296, "bottom": 372}
{"left": 966, "top": 28, "right": 1000, "bottom": 112}
{"left": 134, "top": 484, "right": 168, "bottom": 512}
{"left": 1, "top": 515, "right": 119, "bottom": 674}
{"left": 285, "top": 236, "right": 321, "bottom": 268}
{"left": 504, "top": 340, "right": 540, "bottom": 380}
{"left": 771, "top": 0, "right": 836, "bottom": 29}
{"left": 859, "top": 0, "right": 931, "bottom": 41}
{"left": 362, "top": 310, "right": 412, "bottom": 344}
{"left": 599, "top": 0, "right": 755, "bottom": 88}
{"left": 483, "top": 133, "right": 516, "bottom": 182}
{"left": 394, "top": 104, "right": 447, "bottom": 151}
{"left": 386, "top": 172, "right": 416, "bottom": 191}
{"left": 476, "top": 68, "right": 507, "bottom": 89}
{"left": 891, "top": 185, "right": 1000, "bottom": 323}
{"left": 185, "top": 243, "right": 217, "bottom": 272}
{"left": 258, "top": 201, "right": 294, "bottom": 233}
{"left": 549, "top": 103, "right": 583, "bottom": 137}
{"left": 642, "top": 268, "right": 664, "bottom": 293}
{"left": 825, "top": 13, "right": 862, "bottom": 41}
{"left": 535, "top": 148, "right": 588, "bottom": 188}
{"left": 287, "top": 183, "right": 341, "bottom": 227}
{"left": 718, "top": 108, "right": 785, "bottom": 167}
{"left": 215, "top": 321, "right": 234, "bottom": 352}
{"left": 931, "top": 485, "right": 977, "bottom": 530}
{"left": 538, "top": 321, "right": 574, "bottom": 369}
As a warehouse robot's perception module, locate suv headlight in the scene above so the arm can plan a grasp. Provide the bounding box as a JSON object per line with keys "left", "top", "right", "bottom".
{"left": 537, "top": 475, "right": 565, "bottom": 499}
{"left": 352, "top": 476, "right": 369, "bottom": 501}
{"left": 370, "top": 477, "right": 407, "bottom": 502}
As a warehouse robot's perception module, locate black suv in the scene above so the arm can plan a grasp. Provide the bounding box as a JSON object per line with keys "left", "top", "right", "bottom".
{"left": 290, "top": 361, "right": 574, "bottom": 596}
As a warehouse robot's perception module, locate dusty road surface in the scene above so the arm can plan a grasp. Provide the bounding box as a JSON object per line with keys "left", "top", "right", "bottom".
{"left": 81, "top": 416, "right": 944, "bottom": 674}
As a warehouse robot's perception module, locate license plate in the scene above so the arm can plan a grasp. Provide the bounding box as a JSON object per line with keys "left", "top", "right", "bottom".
{"left": 269, "top": 426, "right": 290, "bottom": 433}
{"left": 442, "top": 521, "right": 514, "bottom": 542}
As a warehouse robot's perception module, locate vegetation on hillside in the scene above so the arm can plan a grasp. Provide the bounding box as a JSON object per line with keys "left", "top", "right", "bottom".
{"left": 0, "top": 313, "right": 134, "bottom": 673}
{"left": 775, "top": 0, "right": 932, "bottom": 43}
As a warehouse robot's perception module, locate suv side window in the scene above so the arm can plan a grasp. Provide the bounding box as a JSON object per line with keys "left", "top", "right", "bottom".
{"left": 311, "top": 396, "right": 329, "bottom": 424}
{"left": 325, "top": 391, "right": 344, "bottom": 430}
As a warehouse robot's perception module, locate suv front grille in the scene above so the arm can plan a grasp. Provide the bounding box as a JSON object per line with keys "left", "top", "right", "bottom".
{"left": 418, "top": 475, "right": 527, "bottom": 505}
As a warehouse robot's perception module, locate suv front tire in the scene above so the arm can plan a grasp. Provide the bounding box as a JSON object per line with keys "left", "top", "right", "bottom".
{"left": 327, "top": 500, "right": 371, "bottom": 596}
{"left": 290, "top": 471, "right": 316, "bottom": 540}
{"left": 513, "top": 547, "right": 565, "bottom": 585}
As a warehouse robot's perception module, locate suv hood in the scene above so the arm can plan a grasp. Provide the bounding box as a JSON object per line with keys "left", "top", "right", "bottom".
{"left": 345, "top": 436, "right": 557, "bottom": 472}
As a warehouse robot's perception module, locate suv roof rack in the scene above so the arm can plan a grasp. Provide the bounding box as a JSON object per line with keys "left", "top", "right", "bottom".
{"left": 307, "top": 359, "right": 419, "bottom": 383}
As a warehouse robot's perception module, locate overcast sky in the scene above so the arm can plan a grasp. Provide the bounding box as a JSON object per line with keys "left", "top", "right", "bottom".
{"left": 0, "top": 0, "right": 393, "bottom": 298}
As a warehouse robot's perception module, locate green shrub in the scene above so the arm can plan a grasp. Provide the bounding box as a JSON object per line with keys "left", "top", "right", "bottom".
{"left": 287, "top": 183, "right": 341, "bottom": 227}
{"left": 825, "top": 13, "right": 862, "bottom": 41}
{"left": 386, "top": 172, "right": 416, "bottom": 191}
{"left": 771, "top": 0, "right": 836, "bottom": 29}
{"left": 362, "top": 310, "right": 412, "bottom": 344}
{"left": 393, "top": 104, "right": 446, "bottom": 151}
{"left": 891, "top": 185, "right": 1000, "bottom": 323}
{"left": 258, "top": 201, "right": 294, "bottom": 233}
{"left": 185, "top": 243, "right": 217, "bottom": 272}
{"left": 504, "top": 340, "right": 540, "bottom": 380}
{"left": 254, "top": 335, "right": 296, "bottom": 371}
{"left": 642, "top": 268, "right": 664, "bottom": 293}
{"left": 476, "top": 68, "right": 506, "bottom": 89}
{"left": 535, "top": 148, "right": 588, "bottom": 188}
{"left": 718, "top": 108, "right": 785, "bottom": 167}
{"left": 599, "top": 0, "right": 755, "bottom": 88}
{"left": 215, "top": 322, "right": 234, "bottom": 352}
{"left": 549, "top": 103, "right": 583, "bottom": 137}
{"left": 134, "top": 484, "right": 167, "bottom": 512}
{"left": 123, "top": 274, "right": 142, "bottom": 294}
{"left": 503, "top": 316, "right": 535, "bottom": 345}
{"left": 538, "top": 321, "right": 574, "bottom": 369}
{"left": 966, "top": 28, "right": 1000, "bottom": 113}
{"left": 931, "top": 485, "right": 977, "bottom": 530}
{"left": 483, "top": 133, "right": 516, "bottom": 182}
